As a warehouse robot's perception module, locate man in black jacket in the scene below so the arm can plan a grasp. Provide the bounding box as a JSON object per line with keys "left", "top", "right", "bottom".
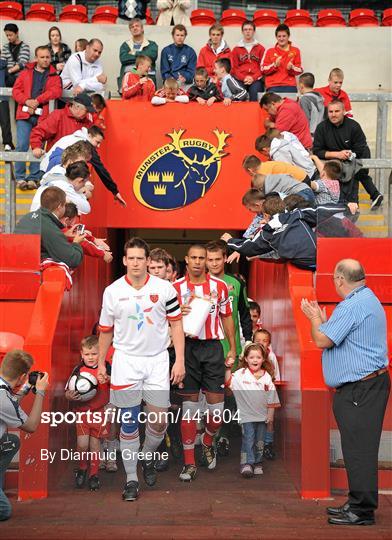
{"left": 313, "top": 100, "right": 383, "bottom": 211}
{"left": 14, "top": 186, "right": 84, "bottom": 269}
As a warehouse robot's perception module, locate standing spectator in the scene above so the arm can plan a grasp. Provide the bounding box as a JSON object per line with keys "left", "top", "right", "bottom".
{"left": 298, "top": 73, "right": 325, "bottom": 137}
{"left": 260, "top": 93, "right": 312, "bottom": 149}
{"left": 15, "top": 186, "right": 85, "bottom": 269}
{"left": 151, "top": 78, "right": 189, "bottom": 105}
{"left": 122, "top": 55, "right": 155, "bottom": 101}
{"left": 301, "top": 259, "right": 390, "bottom": 526}
{"left": 156, "top": 1, "right": 191, "bottom": 26}
{"left": 315, "top": 68, "right": 353, "bottom": 118}
{"left": 47, "top": 26, "right": 71, "bottom": 75}
{"left": 160, "top": 25, "right": 197, "bottom": 86}
{"left": 61, "top": 39, "right": 107, "bottom": 96}
{"left": 187, "top": 67, "right": 221, "bottom": 106}
{"left": 118, "top": 18, "right": 158, "bottom": 90}
{"left": 214, "top": 58, "right": 248, "bottom": 105}
{"left": 117, "top": 0, "right": 150, "bottom": 23}
{"left": 12, "top": 46, "right": 62, "bottom": 190}
{"left": 0, "top": 23, "right": 30, "bottom": 151}
{"left": 261, "top": 24, "right": 302, "bottom": 93}
{"left": 30, "top": 93, "right": 94, "bottom": 156}
{"left": 313, "top": 100, "right": 383, "bottom": 210}
{"left": 197, "top": 24, "right": 231, "bottom": 80}
{"left": 231, "top": 20, "right": 265, "bottom": 102}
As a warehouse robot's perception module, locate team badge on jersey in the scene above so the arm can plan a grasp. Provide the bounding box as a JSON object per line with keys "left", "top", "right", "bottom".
{"left": 133, "top": 129, "right": 230, "bottom": 211}
{"left": 150, "top": 294, "right": 159, "bottom": 303}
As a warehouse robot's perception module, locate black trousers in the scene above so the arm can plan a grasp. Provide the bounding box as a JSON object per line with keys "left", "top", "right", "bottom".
{"left": 333, "top": 372, "right": 390, "bottom": 516}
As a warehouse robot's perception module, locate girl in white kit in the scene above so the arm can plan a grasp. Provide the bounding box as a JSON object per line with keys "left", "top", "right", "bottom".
{"left": 225, "top": 342, "right": 280, "bottom": 478}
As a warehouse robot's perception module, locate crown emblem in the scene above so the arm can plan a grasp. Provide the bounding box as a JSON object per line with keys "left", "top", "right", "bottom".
{"left": 162, "top": 171, "right": 175, "bottom": 182}
{"left": 147, "top": 171, "right": 160, "bottom": 182}
{"left": 154, "top": 184, "right": 167, "bottom": 196}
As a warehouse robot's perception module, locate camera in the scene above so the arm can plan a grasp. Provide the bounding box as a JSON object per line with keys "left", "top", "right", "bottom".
{"left": 76, "top": 224, "right": 85, "bottom": 234}
{"left": 28, "top": 370, "right": 44, "bottom": 386}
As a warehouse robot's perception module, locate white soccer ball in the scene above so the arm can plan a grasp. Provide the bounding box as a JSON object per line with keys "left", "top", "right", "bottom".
{"left": 68, "top": 372, "right": 98, "bottom": 402}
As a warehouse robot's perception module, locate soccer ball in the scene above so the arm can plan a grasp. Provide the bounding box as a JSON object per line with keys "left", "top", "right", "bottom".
{"left": 68, "top": 371, "right": 98, "bottom": 402}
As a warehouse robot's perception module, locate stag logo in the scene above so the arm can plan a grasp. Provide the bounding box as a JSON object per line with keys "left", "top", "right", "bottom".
{"left": 134, "top": 129, "right": 230, "bottom": 211}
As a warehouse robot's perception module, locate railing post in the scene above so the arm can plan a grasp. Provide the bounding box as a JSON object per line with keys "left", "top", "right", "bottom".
{"left": 375, "top": 98, "right": 388, "bottom": 193}
{"left": 4, "top": 161, "right": 15, "bottom": 233}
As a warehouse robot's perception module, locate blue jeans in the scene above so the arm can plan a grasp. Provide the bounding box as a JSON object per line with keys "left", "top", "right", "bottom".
{"left": 266, "top": 85, "right": 297, "bottom": 94}
{"left": 0, "top": 433, "right": 20, "bottom": 521}
{"left": 15, "top": 119, "right": 41, "bottom": 181}
{"left": 245, "top": 79, "right": 264, "bottom": 102}
{"left": 240, "top": 422, "right": 266, "bottom": 465}
{"left": 299, "top": 187, "right": 315, "bottom": 203}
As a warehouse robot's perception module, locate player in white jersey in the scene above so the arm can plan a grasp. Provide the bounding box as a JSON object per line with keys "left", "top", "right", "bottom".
{"left": 173, "top": 244, "right": 236, "bottom": 482}
{"left": 97, "top": 237, "right": 185, "bottom": 501}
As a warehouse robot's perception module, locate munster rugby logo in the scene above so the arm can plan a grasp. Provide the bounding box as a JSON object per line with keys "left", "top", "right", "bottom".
{"left": 134, "top": 129, "right": 230, "bottom": 210}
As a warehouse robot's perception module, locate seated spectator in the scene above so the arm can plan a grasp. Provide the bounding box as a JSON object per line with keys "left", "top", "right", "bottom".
{"left": 12, "top": 46, "right": 62, "bottom": 190}
{"left": 231, "top": 20, "right": 265, "bottom": 102}
{"left": 315, "top": 68, "right": 353, "bottom": 118}
{"left": 31, "top": 161, "right": 91, "bottom": 215}
{"left": 261, "top": 24, "right": 302, "bottom": 93}
{"left": 256, "top": 132, "right": 316, "bottom": 178}
{"left": 310, "top": 158, "right": 341, "bottom": 205}
{"left": 61, "top": 202, "right": 113, "bottom": 263}
{"left": 30, "top": 93, "right": 94, "bottom": 157}
{"left": 252, "top": 172, "right": 315, "bottom": 202}
{"left": 47, "top": 26, "right": 71, "bottom": 75}
{"left": 313, "top": 99, "right": 383, "bottom": 210}
{"left": 260, "top": 93, "right": 312, "bottom": 149}
{"left": 298, "top": 73, "right": 325, "bottom": 137}
{"left": 197, "top": 24, "right": 231, "bottom": 80}
{"left": 15, "top": 186, "right": 84, "bottom": 269}
{"left": 152, "top": 78, "right": 189, "bottom": 105}
{"left": 90, "top": 94, "right": 106, "bottom": 130}
{"left": 243, "top": 154, "right": 309, "bottom": 183}
{"left": 187, "top": 67, "right": 221, "bottom": 106}
{"left": 61, "top": 39, "right": 107, "bottom": 96}
{"left": 156, "top": 0, "right": 191, "bottom": 26}
{"left": 0, "top": 23, "right": 31, "bottom": 151}
{"left": 75, "top": 39, "right": 88, "bottom": 53}
{"left": 160, "top": 24, "right": 197, "bottom": 86}
{"left": 118, "top": 18, "right": 158, "bottom": 90}
{"left": 122, "top": 55, "right": 156, "bottom": 101}
{"left": 214, "top": 58, "right": 248, "bottom": 105}
{"left": 117, "top": 0, "right": 150, "bottom": 24}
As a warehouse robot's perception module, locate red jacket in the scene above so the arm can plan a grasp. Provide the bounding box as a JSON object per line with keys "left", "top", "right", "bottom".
{"left": 231, "top": 42, "right": 265, "bottom": 82}
{"left": 274, "top": 98, "right": 312, "bottom": 149}
{"left": 197, "top": 41, "right": 231, "bottom": 78}
{"left": 30, "top": 104, "right": 93, "bottom": 151}
{"left": 122, "top": 72, "right": 156, "bottom": 101}
{"left": 314, "top": 85, "right": 353, "bottom": 117}
{"left": 12, "top": 62, "right": 62, "bottom": 122}
{"left": 262, "top": 42, "right": 303, "bottom": 89}
{"left": 64, "top": 227, "right": 105, "bottom": 259}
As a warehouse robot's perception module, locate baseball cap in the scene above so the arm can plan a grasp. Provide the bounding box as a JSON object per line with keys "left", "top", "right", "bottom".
{"left": 73, "top": 93, "right": 95, "bottom": 113}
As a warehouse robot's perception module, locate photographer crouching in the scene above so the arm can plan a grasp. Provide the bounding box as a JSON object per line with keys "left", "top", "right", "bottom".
{"left": 0, "top": 350, "right": 49, "bottom": 521}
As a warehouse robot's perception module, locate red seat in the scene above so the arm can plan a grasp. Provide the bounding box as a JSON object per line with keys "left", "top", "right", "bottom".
{"left": 253, "top": 9, "right": 280, "bottom": 27}
{"left": 382, "top": 8, "right": 392, "bottom": 26}
{"left": 25, "top": 3, "right": 56, "bottom": 22}
{"left": 284, "top": 9, "right": 313, "bottom": 27}
{"left": 220, "top": 8, "right": 247, "bottom": 27}
{"left": 317, "top": 9, "right": 346, "bottom": 27}
{"left": 349, "top": 8, "right": 379, "bottom": 27}
{"left": 0, "top": 1, "right": 23, "bottom": 20}
{"left": 145, "top": 7, "right": 154, "bottom": 25}
{"left": 59, "top": 4, "right": 88, "bottom": 23}
{"left": 92, "top": 5, "right": 118, "bottom": 24}
{"left": 0, "top": 332, "right": 24, "bottom": 362}
{"left": 190, "top": 8, "right": 216, "bottom": 26}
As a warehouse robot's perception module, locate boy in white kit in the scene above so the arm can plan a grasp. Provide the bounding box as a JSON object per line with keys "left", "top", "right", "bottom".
{"left": 97, "top": 237, "right": 185, "bottom": 501}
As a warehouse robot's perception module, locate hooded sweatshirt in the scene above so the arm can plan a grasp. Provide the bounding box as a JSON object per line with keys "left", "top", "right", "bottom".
{"left": 269, "top": 138, "right": 316, "bottom": 177}
{"left": 231, "top": 39, "right": 265, "bottom": 82}
{"left": 299, "top": 91, "right": 325, "bottom": 136}
{"left": 197, "top": 40, "right": 231, "bottom": 78}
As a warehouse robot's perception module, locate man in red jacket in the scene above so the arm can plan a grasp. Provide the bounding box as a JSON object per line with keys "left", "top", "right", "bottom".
{"left": 12, "top": 46, "right": 62, "bottom": 190}
{"left": 260, "top": 93, "right": 313, "bottom": 149}
{"left": 231, "top": 20, "right": 265, "bottom": 102}
{"left": 30, "top": 93, "right": 94, "bottom": 160}
{"left": 197, "top": 24, "right": 231, "bottom": 81}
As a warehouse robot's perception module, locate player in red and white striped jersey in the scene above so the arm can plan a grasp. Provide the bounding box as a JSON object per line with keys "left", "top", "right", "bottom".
{"left": 173, "top": 244, "right": 236, "bottom": 482}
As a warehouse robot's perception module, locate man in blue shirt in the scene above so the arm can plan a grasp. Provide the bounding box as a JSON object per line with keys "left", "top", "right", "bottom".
{"left": 301, "top": 258, "right": 390, "bottom": 526}
{"left": 160, "top": 24, "right": 196, "bottom": 85}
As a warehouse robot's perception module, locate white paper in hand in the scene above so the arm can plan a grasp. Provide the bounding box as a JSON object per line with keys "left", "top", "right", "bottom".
{"left": 182, "top": 296, "right": 212, "bottom": 338}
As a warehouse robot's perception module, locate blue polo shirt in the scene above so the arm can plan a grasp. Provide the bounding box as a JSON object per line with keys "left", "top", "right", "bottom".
{"left": 319, "top": 286, "right": 388, "bottom": 388}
